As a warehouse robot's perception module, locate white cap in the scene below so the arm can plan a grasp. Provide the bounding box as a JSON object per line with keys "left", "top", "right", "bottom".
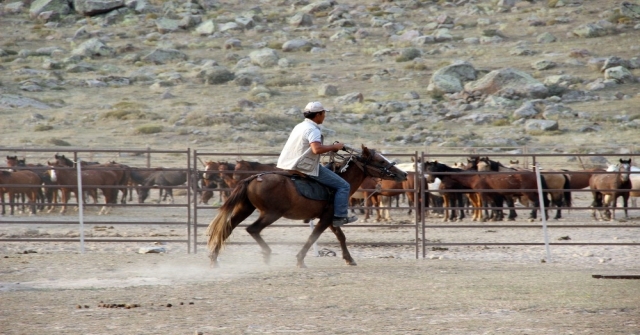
{"left": 304, "top": 101, "right": 329, "bottom": 113}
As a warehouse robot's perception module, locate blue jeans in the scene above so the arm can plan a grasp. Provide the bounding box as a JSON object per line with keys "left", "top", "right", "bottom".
{"left": 309, "top": 165, "right": 351, "bottom": 217}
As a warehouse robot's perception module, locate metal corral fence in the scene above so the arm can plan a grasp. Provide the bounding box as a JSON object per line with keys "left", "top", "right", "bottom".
{"left": 0, "top": 147, "right": 195, "bottom": 252}
{"left": 420, "top": 151, "right": 640, "bottom": 259}
{"left": 1, "top": 146, "right": 639, "bottom": 258}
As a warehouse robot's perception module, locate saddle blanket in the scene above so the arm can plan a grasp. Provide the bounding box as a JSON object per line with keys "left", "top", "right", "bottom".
{"left": 291, "top": 175, "right": 333, "bottom": 201}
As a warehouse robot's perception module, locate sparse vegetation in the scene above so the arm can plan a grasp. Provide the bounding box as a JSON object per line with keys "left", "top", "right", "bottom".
{"left": 34, "top": 125, "right": 54, "bottom": 131}
{"left": 135, "top": 125, "right": 163, "bottom": 134}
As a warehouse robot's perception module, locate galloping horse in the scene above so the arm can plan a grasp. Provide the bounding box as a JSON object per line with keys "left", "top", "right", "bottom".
{"left": 0, "top": 170, "right": 42, "bottom": 215}
{"left": 590, "top": 159, "right": 632, "bottom": 220}
{"left": 206, "top": 145, "right": 408, "bottom": 268}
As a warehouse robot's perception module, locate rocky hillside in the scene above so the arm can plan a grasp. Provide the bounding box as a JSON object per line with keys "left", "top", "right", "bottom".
{"left": 1, "top": 0, "right": 639, "bottom": 156}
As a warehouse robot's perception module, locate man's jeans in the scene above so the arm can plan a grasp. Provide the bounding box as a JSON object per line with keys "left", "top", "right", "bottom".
{"left": 309, "top": 165, "right": 351, "bottom": 217}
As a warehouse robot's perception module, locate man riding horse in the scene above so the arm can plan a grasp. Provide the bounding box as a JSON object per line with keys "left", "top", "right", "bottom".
{"left": 276, "top": 101, "right": 357, "bottom": 227}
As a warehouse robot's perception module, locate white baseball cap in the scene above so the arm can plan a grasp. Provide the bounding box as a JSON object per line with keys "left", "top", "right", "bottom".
{"left": 304, "top": 101, "right": 330, "bottom": 113}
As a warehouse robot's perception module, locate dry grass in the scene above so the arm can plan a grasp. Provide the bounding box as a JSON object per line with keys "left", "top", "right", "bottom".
{"left": 0, "top": 0, "right": 638, "bottom": 156}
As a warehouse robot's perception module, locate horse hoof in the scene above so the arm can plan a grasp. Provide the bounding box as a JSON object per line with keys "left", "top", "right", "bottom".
{"left": 297, "top": 262, "right": 307, "bottom": 268}
{"left": 345, "top": 260, "right": 357, "bottom": 266}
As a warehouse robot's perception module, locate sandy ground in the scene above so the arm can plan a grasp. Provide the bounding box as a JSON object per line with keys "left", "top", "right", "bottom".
{"left": 1, "top": 192, "right": 639, "bottom": 335}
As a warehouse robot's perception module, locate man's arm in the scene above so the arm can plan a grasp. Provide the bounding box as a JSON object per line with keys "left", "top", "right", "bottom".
{"left": 310, "top": 141, "right": 344, "bottom": 155}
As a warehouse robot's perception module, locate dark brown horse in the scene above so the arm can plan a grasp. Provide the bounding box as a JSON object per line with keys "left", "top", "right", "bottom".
{"left": 47, "top": 162, "right": 120, "bottom": 214}
{"left": 589, "top": 159, "right": 632, "bottom": 221}
{"left": 473, "top": 156, "right": 570, "bottom": 220}
{"left": 231, "top": 160, "right": 280, "bottom": 185}
{"left": 206, "top": 145, "right": 408, "bottom": 268}
{"left": 0, "top": 170, "right": 42, "bottom": 215}
{"left": 6, "top": 156, "right": 50, "bottom": 212}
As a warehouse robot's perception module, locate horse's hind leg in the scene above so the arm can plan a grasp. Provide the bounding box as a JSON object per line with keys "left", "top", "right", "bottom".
{"left": 244, "top": 212, "right": 281, "bottom": 265}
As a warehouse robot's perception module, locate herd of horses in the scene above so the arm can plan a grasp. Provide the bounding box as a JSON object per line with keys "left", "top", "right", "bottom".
{"left": 3, "top": 152, "right": 638, "bottom": 225}
{"left": 359, "top": 156, "right": 637, "bottom": 223}
{"left": 1, "top": 154, "right": 187, "bottom": 216}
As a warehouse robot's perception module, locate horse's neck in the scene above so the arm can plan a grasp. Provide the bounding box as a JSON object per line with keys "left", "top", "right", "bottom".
{"left": 336, "top": 163, "right": 368, "bottom": 196}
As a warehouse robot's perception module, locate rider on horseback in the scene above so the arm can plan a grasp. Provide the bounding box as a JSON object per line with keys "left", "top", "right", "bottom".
{"left": 276, "top": 101, "right": 358, "bottom": 227}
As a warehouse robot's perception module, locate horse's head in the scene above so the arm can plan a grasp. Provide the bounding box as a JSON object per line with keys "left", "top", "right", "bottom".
{"left": 345, "top": 145, "right": 407, "bottom": 182}
{"left": 619, "top": 158, "right": 632, "bottom": 181}
{"left": 54, "top": 154, "right": 74, "bottom": 167}
{"left": 423, "top": 160, "right": 442, "bottom": 183}
{"left": 138, "top": 187, "right": 150, "bottom": 203}
{"left": 232, "top": 160, "right": 252, "bottom": 180}
{"left": 6, "top": 156, "right": 18, "bottom": 170}
{"left": 202, "top": 161, "right": 221, "bottom": 185}
{"left": 477, "top": 159, "right": 492, "bottom": 171}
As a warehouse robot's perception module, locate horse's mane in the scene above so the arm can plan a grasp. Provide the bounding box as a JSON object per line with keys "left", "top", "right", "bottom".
{"left": 240, "top": 161, "right": 275, "bottom": 169}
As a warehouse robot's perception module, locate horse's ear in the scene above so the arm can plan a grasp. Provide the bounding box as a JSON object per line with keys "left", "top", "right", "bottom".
{"left": 361, "top": 145, "right": 370, "bottom": 155}
{"left": 411, "top": 157, "right": 415, "bottom": 162}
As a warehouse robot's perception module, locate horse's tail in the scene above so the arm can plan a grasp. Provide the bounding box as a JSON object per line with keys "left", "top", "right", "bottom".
{"left": 206, "top": 178, "right": 251, "bottom": 254}
{"left": 538, "top": 173, "right": 550, "bottom": 206}
{"left": 562, "top": 174, "right": 572, "bottom": 209}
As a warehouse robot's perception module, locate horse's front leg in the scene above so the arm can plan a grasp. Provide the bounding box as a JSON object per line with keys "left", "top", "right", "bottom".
{"left": 328, "top": 224, "right": 357, "bottom": 266}
{"left": 296, "top": 217, "right": 334, "bottom": 268}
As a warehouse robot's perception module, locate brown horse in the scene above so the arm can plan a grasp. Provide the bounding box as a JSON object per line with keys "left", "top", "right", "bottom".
{"left": 7, "top": 156, "right": 50, "bottom": 210}
{"left": 231, "top": 160, "right": 280, "bottom": 185}
{"left": 425, "top": 160, "right": 549, "bottom": 222}
{"left": 589, "top": 159, "right": 632, "bottom": 221}
{"left": 200, "top": 161, "right": 235, "bottom": 204}
{"left": 474, "top": 157, "right": 570, "bottom": 220}
{"left": 0, "top": 170, "right": 42, "bottom": 215}
{"left": 47, "top": 162, "right": 120, "bottom": 214}
{"left": 206, "top": 145, "right": 408, "bottom": 268}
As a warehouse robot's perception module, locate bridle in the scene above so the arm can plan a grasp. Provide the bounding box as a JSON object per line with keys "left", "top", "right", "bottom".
{"left": 333, "top": 147, "right": 400, "bottom": 179}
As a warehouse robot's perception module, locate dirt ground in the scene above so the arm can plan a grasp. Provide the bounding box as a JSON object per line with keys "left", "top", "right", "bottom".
{"left": 1, "top": 191, "right": 640, "bottom": 335}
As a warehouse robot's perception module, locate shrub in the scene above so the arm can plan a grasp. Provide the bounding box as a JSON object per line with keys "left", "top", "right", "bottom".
{"left": 135, "top": 125, "right": 163, "bottom": 134}
{"left": 34, "top": 125, "right": 53, "bottom": 131}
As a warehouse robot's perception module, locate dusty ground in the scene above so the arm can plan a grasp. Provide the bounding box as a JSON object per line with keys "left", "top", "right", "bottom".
{"left": 1, "top": 191, "right": 639, "bottom": 335}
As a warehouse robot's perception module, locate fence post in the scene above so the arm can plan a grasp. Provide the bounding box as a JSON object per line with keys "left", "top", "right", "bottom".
{"left": 76, "top": 158, "right": 85, "bottom": 254}
{"left": 535, "top": 163, "right": 551, "bottom": 262}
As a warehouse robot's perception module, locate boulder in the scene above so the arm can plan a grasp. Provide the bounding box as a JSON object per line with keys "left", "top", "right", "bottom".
{"left": 282, "top": 39, "right": 310, "bottom": 52}
{"left": 0, "top": 94, "right": 51, "bottom": 109}
{"left": 524, "top": 119, "right": 559, "bottom": 133}
{"left": 29, "top": 0, "right": 71, "bottom": 19}
{"left": 73, "top": 0, "right": 124, "bottom": 16}
{"left": 464, "top": 68, "right": 548, "bottom": 99}
{"left": 427, "top": 61, "right": 477, "bottom": 94}
{"left": 318, "top": 84, "right": 338, "bottom": 97}
{"left": 195, "top": 20, "right": 215, "bottom": 35}
{"left": 288, "top": 12, "right": 313, "bottom": 27}
{"left": 195, "top": 66, "right": 234, "bottom": 85}
{"left": 141, "top": 48, "right": 188, "bottom": 64}
{"left": 249, "top": 48, "right": 279, "bottom": 68}
{"left": 71, "top": 38, "right": 114, "bottom": 58}
{"left": 604, "top": 66, "right": 636, "bottom": 84}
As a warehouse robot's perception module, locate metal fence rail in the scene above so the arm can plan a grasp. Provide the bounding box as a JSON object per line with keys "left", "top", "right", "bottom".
{"left": 1, "top": 147, "right": 639, "bottom": 259}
